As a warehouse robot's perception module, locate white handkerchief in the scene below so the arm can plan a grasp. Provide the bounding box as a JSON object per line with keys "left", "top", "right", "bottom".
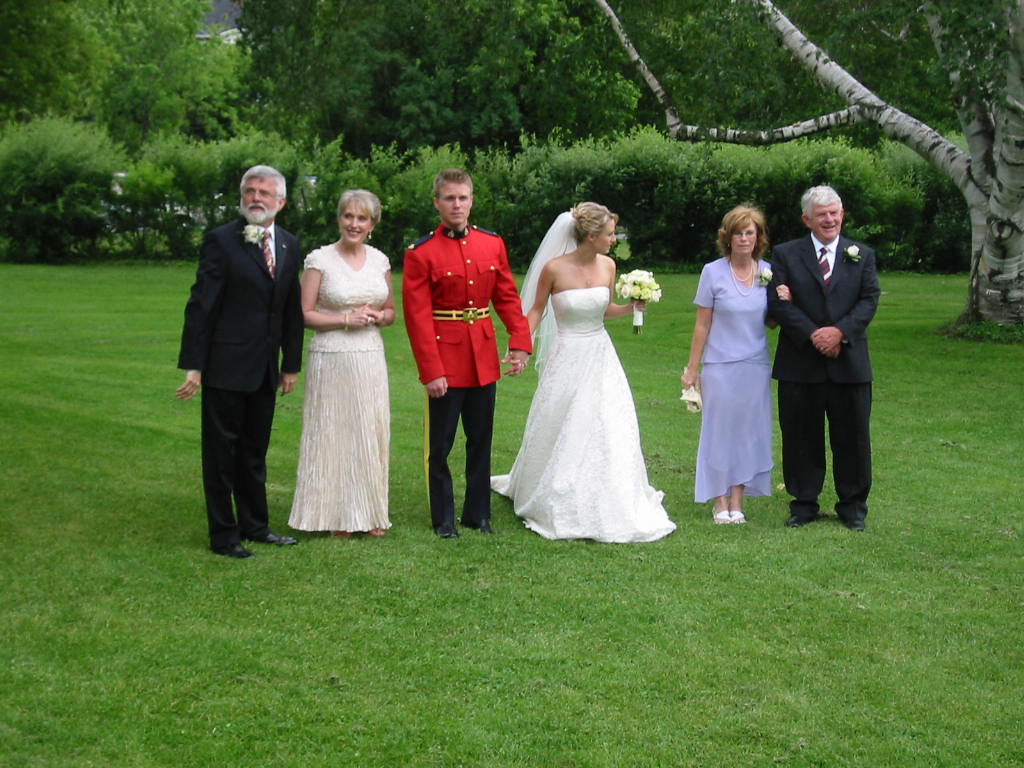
{"left": 680, "top": 386, "right": 702, "bottom": 413}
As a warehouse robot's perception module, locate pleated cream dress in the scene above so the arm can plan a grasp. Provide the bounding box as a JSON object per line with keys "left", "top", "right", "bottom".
{"left": 288, "top": 244, "right": 391, "bottom": 532}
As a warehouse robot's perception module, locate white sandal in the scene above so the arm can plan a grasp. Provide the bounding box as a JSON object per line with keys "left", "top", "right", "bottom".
{"left": 729, "top": 510, "right": 747, "bottom": 524}
{"left": 713, "top": 509, "right": 732, "bottom": 525}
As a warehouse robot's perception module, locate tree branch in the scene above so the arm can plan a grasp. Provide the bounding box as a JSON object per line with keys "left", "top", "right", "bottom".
{"left": 669, "top": 107, "right": 866, "bottom": 143}
{"left": 594, "top": 0, "right": 973, "bottom": 191}
{"left": 592, "top": 0, "right": 681, "bottom": 134}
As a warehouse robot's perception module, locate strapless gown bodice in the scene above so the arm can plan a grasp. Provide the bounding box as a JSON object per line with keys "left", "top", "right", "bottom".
{"left": 550, "top": 286, "right": 608, "bottom": 335}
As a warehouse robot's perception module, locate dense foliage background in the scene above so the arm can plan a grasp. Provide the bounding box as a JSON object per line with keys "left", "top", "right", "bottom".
{"left": 0, "top": 119, "right": 967, "bottom": 271}
{"left": 0, "top": 0, "right": 970, "bottom": 269}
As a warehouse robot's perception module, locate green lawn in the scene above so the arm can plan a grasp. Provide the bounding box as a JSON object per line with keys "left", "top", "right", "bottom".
{"left": 1, "top": 264, "right": 1021, "bottom": 767}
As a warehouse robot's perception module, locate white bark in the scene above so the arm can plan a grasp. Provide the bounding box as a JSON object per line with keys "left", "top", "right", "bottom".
{"left": 595, "top": 0, "right": 1024, "bottom": 323}
{"left": 977, "top": 1, "right": 1024, "bottom": 320}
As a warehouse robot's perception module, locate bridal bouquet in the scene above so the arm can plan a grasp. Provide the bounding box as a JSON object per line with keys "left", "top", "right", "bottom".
{"left": 615, "top": 269, "right": 662, "bottom": 334}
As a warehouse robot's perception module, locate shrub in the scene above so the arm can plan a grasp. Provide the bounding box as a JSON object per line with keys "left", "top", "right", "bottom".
{"left": 6, "top": 124, "right": 971, "bottom": 272}
{"left": 0, "top": 118, "right": 127, "bottom": 263}
{"left": 110, "top": 131, "right": 307, "bottom": 260}
{"left": 290, "top": 140, "right": 462, "bottom": 266}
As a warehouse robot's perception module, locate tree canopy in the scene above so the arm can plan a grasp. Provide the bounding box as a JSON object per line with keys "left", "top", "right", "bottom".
{"left": 596, "top": 0, "right": 1024, "bottom": 323}
{"left": 0, "top": 0, "right": 959, "bottom": 154}
{"left": 2, "top": 0, "right": 1018, "bottom": 323}
{"left": 239, "top": 0, "right": 645, "bottom": 153}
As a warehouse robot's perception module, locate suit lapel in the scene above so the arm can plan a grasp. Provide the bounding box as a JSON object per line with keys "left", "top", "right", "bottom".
{"left": 232, "top": 220, "right": 271, "bottom": 277}
{"left": 829, "top": 236, "right": 852, "bottom": 291}
{"left": 269, "top": 236, "right": 288, "bottom": 298}
{"left": 275, "top": 236, "right": 288, "bottom": 276}
{"left": 250, "top": 242, "right": 271, "bottom": 278}
{"left": 244, "top": 220, "right": 282, "bottom": 281}
{"left": 799, "top": 236, "right": 828, "bottom": 290}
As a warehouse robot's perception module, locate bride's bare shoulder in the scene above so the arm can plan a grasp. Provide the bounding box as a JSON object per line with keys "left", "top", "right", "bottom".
{"left": 596, "top": 253, "right": 618, "bottom": 275}
{"left": 542, "top": 254, "right": 573, "bottom": 276}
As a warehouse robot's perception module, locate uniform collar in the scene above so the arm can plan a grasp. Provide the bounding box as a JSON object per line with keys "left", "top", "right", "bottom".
{"left": 443, "top": 225, "right": 469, "bottom": 239}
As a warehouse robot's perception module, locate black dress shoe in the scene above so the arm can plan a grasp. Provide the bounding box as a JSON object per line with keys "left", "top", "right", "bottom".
{"left": 842, "top": 518, "right": 866, "bottom": 531}
{"left": 464, "top": 520, "right": 499, "bottom": 534}
{"left": 212, "top": 543, "right": 253, "bottom": 558}
{"left": 246, "top": 531, "right": 298, "bottom": 546}
{"left": 785, "top": 513, "right": 821, "bottom": 528}
{"left": 435, "top": 524, "right": 459, "bottom": 539}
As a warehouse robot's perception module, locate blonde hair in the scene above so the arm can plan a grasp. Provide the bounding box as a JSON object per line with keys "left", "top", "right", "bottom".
{"left": 570, "top": 202, "right": 618, "bottom": 242}
{"left": 337, "top": 189, "right": 381, "bottom": 225}
{"left": 716, "top": 204, "right": 769, "bottom": 260}
{"left": 433, "top": 168, "right": 474, "bottom": 197}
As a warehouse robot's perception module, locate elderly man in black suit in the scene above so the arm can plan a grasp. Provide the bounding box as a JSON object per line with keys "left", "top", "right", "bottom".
{"left": 176, "top": 165, "right": 304, "bottom": 557}
{"left": 767, "top": 185, "right": 880, "bottom": 531}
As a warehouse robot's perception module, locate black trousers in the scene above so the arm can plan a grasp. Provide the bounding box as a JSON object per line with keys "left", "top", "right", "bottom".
{"left": 427, "top": 384, "right": 496, "bottom": 530}
{"left": 200, "top": 377, "right": 277, "bottom": 548}
{"left": 777, "top": 380, "right": 872, "bottom": 524}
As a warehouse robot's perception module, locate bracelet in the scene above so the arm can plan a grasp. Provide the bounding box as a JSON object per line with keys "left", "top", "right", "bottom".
{"left": 343, "top": 313, "right": 350, "bottom": 330}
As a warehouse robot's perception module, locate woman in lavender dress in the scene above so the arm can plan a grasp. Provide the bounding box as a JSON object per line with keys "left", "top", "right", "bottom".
{"left": 682, "top": 205, "right": 774, "bottom": 524}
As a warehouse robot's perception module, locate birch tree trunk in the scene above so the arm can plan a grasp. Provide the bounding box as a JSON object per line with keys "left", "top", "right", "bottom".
{"left": 594, "top": 0, "right": 1024, "bottom": 324}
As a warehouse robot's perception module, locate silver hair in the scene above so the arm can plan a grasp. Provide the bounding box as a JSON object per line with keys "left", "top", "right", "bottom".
{"left": 801, "top": 185, "right": 842, "bottom": 216}
{"left": 337, "top": 189, "right": 382, "bottom": 225}
{"left": 240, "top": 165, "right": 287, "bottom": 199}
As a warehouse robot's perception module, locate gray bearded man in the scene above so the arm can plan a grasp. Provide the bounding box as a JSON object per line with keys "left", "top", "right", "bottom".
{"left": 177, "top": 165, "right": 304, "bottom": 557}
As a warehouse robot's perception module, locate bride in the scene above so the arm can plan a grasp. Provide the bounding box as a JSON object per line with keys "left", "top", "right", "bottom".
{"left": 491, "top": 203, "right": 676, "bottom": 542}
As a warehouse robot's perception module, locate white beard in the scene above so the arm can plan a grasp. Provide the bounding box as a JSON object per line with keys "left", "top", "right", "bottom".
{"left": 239, "top": 203, "right": 273, "bottom": 225}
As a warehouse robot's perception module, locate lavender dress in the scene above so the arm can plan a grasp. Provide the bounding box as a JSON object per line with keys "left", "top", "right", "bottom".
{"left": 692, "top": 257, "right": 773, "bottom": 502}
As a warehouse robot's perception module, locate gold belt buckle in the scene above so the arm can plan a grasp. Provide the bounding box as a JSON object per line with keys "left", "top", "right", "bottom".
{"left": 461, "top": 308, "right": 479, "bottom": 324}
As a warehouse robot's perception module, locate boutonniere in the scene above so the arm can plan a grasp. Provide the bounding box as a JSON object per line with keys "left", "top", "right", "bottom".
{"left": 758, "top": 267, "right": 773, "bottom": 286}
{"left": 844, "top": 245, "right": 861, "bottom": 263}
{"left": 243, "top": 225, "right": 262, "bottom": 245}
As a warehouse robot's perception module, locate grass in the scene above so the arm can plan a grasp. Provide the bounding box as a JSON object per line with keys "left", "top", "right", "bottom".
{"left": 1, "top": 264, "right": 1022, "bottom": 767}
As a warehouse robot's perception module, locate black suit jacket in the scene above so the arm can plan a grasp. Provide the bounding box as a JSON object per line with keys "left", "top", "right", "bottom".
{"left": 178, "top": 218, "right": 304, "bottom": 391}
{"left": 767, "top": 234, "right": 880, "bottom": 384}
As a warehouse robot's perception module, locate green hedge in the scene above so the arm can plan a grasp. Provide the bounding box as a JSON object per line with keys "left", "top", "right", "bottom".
{"left": 0, "top": 121, "right": 969, "bottom": 271}
{"left": 108, "top": 132, "right": 306, "bottom": 260}
{"left": 0, "top": 118, "right": 126, "bottom": 263}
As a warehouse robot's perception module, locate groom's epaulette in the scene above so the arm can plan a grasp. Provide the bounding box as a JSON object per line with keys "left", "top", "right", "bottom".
{"left": 472, "top": 225, "right": 499, "bottom": 237}
{"left": 407, "top": 233, "right": 434, "bottom": 250}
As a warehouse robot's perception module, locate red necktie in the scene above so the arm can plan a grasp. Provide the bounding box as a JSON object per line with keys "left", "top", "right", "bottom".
{"left": 262, "top": 230, "right": 275, "bottom": 278}
{"left": 818, "top": 246, "right": 831, "bottom": 284}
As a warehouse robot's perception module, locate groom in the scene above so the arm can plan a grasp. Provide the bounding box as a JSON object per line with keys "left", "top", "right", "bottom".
{"left": 176, "top": 165, "right": 304, "bottom": 557}
{"left": 767, "top": 185, "right": 880, "bottom": 530}
{"left": 402, "top": 168, "right": 533, "bottom": 538}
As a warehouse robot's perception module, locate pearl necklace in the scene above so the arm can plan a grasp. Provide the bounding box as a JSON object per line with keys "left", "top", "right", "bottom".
{"left": 730, "top": 259, "right": 756, "bottom": 296}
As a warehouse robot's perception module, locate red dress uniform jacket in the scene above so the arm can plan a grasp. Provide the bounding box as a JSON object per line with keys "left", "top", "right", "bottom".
{"left": 403, "top": 225, "right": 533, "bottom": 387}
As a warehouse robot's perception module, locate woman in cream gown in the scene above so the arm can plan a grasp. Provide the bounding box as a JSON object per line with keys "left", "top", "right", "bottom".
{"left": 289, "top": 189, "right": 395, "bottom": 537}
{"left": 491, "top": 204, "right": 675, "bottom": 543}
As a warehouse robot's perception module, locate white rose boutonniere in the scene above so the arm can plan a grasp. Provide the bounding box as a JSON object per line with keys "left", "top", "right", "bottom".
{"left": 758, "top": 267, "right": 773, "bottom": 286}
{"left": 243, "top": 224, "right": 262, "bottom": 245}
{"left": 845, "top": 245, "right": 861, "bottom": 263}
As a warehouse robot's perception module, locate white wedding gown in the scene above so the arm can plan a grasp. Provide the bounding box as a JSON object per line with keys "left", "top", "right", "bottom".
{"left": 491, "top": 287, "right": 676, "bottom": 542}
